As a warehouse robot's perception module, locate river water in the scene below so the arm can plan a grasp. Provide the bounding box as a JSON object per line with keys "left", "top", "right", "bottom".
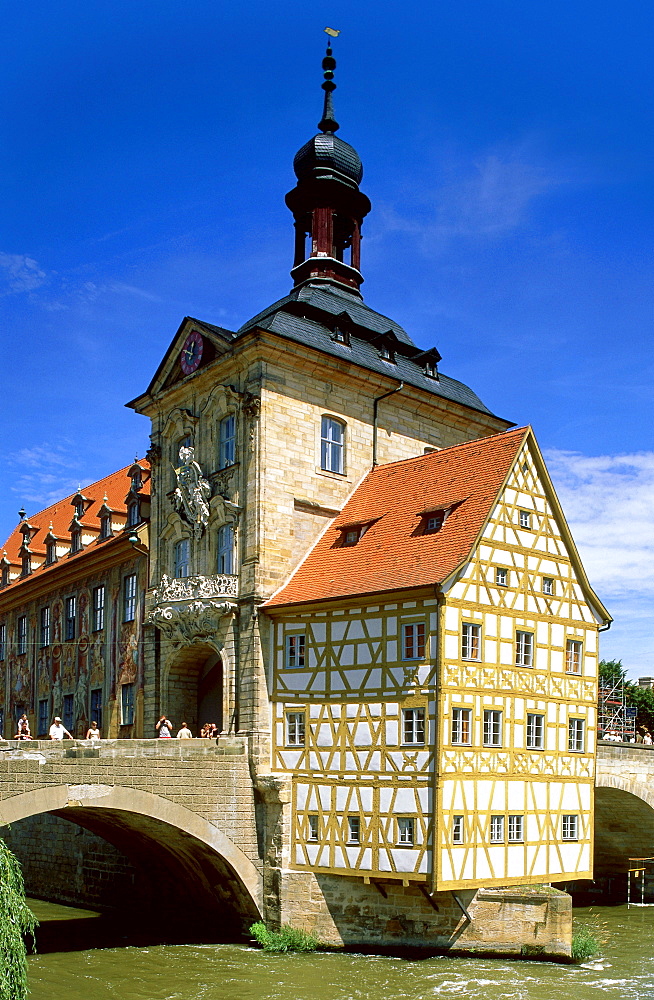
{"left": 26, "top": 900, "right": 654, "bottom": 1000}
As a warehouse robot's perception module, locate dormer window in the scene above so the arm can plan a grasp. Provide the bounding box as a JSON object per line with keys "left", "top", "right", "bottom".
{"left": 339, "top": 521, "right": 374, "bottom": 547}
{"left": 74, "top": 499, "right": 84, "bottom": 518}
{"left": 131, "top": 469, "right": 142, "bottom": 491}
{"left": 100, "top": 515, "right": 111, "bottom": 539}
{"left": 21, "top": 553, "right": 31, "bottom": 577}
{"left": 70, "top": 529, "right": 82, "bottom": 554}
{"left": 420, "top": 509, "right": 448, "bottom": 534}
{"left": 423, "top": 360, "right": 438, "bottom": 378}
{"left": 378, "top": 342, "right": 395, "bottom": 362}
{"left": 331, "top": 327, "right": 350, "bottom": 345}
{"left": 127, "top": 501, "right": 140, "bottom": 527}
{"left": 45, "top": 540, "right": 57, "bottom": 565}
{"left": 1, "top": 566, "right": 9, "bottom": 587}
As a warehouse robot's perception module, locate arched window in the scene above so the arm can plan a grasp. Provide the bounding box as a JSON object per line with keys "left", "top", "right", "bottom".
{"left": 321, "top": 416, "right": 345, "bottom": 474}
{"left": 217, "top": 525, "right": 234, "bottom": 575}
{"left": 174, "top": 538, "right": 190, "bottom": 579}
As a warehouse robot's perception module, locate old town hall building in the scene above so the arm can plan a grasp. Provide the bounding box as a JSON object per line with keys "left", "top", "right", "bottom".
{"left": 0, "top": 43, "right": 610, "bottom": 943}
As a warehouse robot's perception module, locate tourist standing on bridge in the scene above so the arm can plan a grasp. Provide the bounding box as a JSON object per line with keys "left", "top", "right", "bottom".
{"left": 15, "top": 714, "right": 31, "bottom": 740}
{"left": 86, "top": 721, "right": 101, "bottom": 741}
{"left": 176, "top": 723, "right": 192, "bottom": 739}
{"left": 156, "top": 715, "right": 173, "bottom": 738}
{"left": 49, "top": 717, "right": 73, "bottom": 740}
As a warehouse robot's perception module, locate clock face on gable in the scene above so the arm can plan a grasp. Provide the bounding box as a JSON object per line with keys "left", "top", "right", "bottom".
{"left": 180, "top": 331, "right": 204, "bottom": 375}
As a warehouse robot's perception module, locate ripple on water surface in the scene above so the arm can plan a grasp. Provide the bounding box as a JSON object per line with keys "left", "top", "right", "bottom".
{"left": 27, "top": 905, "right": 654, "bottom": 1000}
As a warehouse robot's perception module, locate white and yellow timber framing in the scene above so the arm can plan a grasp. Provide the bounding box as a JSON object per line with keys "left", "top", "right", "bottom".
{"left": 265, "top": 428, "right": 611, "bottom": 890}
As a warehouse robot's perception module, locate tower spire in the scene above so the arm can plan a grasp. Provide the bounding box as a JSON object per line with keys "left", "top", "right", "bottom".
{"left": 285, "top": 31, "right": 371, "bottom": 295}
{"left": 318, "top": 41, "right": 339, "bottom": 134}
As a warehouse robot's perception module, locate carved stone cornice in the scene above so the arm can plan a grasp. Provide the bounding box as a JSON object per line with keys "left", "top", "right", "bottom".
{"left": 147, "top": 597, "right": 237, "bottom": 646}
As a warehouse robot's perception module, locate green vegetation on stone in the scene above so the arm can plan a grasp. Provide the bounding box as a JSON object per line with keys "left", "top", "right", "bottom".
{"left": 0, "top": 838, "right": 38, "bottom": 1000}
{"left": 249, "top": 921, "right": 321, "bottom": 953}
{"left": 571, "top": 924, "right": 600, "bottom": 962}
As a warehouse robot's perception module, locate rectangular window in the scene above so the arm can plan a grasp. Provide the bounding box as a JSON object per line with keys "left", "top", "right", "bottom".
{"left": 63, "top": 693, "right": 74, "bottom": 734}
{"left": 174, "top": 539, "right": 190, "bottom": 579}
{"left": 495, "top": 567, "right": 508, "bottom": 586}
{"left": 100, "top": 515, "right": 112, "bottom": 539}
{"left": 0, "top": 623, "right": 5, "bottom": 661}
{"left": 123, "top": 574, "right": 137, "bottom": 622}
{"left": 17, "top": 616, "right": 27, "bottom": 655}
{"left": 451, "top": 707, "right": 472, "bottom": 745}
{"left": 568, "top": 718, "right": 586, "bottom": 752}
{"left": 542, "top": 577, "right": 554, "bottom": 596}
{"left": 490, "top": 815, "right": 505, "bottom": 843}
{"left": 40, "top": 607, "right": 51, "bottom": 647}
{"left": 70, "top": 530, "right": 82, "bottom": 554}
{"left": 38, "top": 699, "right": 49, "bottom": 737}
{"left": 127, "top": 502, "right": 140, "bottom": 527}
{"left": 566, "top": 639, "right": 583, "bottom": 674}
{"left": 515, "top": 630, "right": 533, "bottom": 667}
{"left": 121, "top": 683, "right": 135, "bottom": 726}
{"left": 93, "top": 586, "right": 105, "bottom": 632}
{"left": 519, "top": 510, "right": 531, "bottom": 529}
{"left": 286, "top": 712, "right": 305, "bottom": 746}
{"left": 402, "top": 622, "right": 425, "bottom": 660}
{"left": 46, "top": 540, "right": 57, "bottom": 564}
{"left": 219, "top": 414, "right": 236, "bottom": 469}
{"left": 65, "top": 597, "right": 76, "bottom": 641}
{"left": 562, "top": 815, "right": 579, "bottom": 841}
{"left": 461, "top": 623, "right": 481, "bottom": 660}
{"left": 91, "top": 689, "right": 103, "bottom": 733}
{"left": 286, "top": 634, "right": 306, "bottom": 669}
{"left": 483, "top": 709, "right": 503, "bottom": 747}
{"left": 508, "top": 815, "right": 524, "bottom": 842}
{"left": 347, "top": 815, "right": 360, "bottom": 844}
{"left": 402, "top": 707, "right": 425, "bottom": 745}
{"left": 526, "top": 713, "right": 545, "bottom": 750}
{"left": 321, "top": 416, "right": 345, "bottom": 474}
{"left": 308, "top": 815, "right": 319, "bottom": 842}
{"left": 397, "top": 817, "right": 414, "bottom": 846}
{"left": 452, "top": 815, "right": 464, "bottom": 844}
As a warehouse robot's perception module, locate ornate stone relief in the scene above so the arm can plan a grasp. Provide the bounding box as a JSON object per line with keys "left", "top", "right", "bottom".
{"left": 242, "top": 392, "right": 261, "bottom": 418}
{"left": 172, "top": 446, "right": 211, "bottom": 538}
{"left": 151, "top": 574, "right": 238, "bottom": 603}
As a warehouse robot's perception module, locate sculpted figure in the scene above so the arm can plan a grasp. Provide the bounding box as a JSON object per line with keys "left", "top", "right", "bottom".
{"left": 172, "top": 446, "right": 211, "bottom": 539}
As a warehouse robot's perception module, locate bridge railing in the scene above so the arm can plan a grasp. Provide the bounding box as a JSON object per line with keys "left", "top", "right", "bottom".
{"left": 0, "top": 735, "right": 248, "bottom": 761}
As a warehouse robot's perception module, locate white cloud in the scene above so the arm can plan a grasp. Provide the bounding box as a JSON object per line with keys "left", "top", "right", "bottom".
{"left": 0, "top": 252, "right": 47, "bottom": 294}
{"left": 545, "top": 447, "right": 654, "bottom": 677}
{"left": 5, "top": 443, "right": 87, "bottom": 513}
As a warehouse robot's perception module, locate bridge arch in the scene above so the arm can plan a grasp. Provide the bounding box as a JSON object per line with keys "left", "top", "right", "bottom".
{"left": 594, "top": 772, "right": 654, "bottom": 878}
{"left": 1, "top": 783, "right": 262, "bottom": 935}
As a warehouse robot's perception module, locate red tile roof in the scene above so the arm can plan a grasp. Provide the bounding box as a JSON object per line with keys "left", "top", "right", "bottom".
{"left": 264, "top": 429, "right": 529, "bottom": 608}
{"left": 0, "top": 462, "right": 150, "bottom": 591}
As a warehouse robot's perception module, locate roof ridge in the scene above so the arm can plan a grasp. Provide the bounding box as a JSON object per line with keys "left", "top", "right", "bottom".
{"left": 368, "top": 426, "right": 530, "bottom": 474}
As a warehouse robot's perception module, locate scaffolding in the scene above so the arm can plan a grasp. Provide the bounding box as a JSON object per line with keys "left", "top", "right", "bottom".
{"left": 627, "top": 858, "right": 654, "bottom": 906}
{"left": 598, "top": 674, "right": 637, "bottom": 741}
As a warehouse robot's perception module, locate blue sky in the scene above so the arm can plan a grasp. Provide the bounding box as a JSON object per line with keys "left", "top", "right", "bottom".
{"left": 1, "top": 1, "right": 652, "bottom": 675}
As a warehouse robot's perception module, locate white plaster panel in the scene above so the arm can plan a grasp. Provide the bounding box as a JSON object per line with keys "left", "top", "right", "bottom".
{"left": 500, "top": 617, "right": 513, "bottom": 639}
{"left": 358, "top": 787, "right": 373, "bottom": 811}
{"left": 393, "top": 787, "right": 419, "bottom": 812}
{"left": 440, "top": 855, "right": 453, "bottom": 882}
{"left": 475, "top": 853, "right": 492, "bottom": 880}
{"left": 309, "top": 704, "right": 322, "bottom": 719}
{"left": 484, "top": 613, "right": 498, "bottom": 636}
{"left": 551, "top": 623, "right": 564, "bottom": 646}
{"left": 357, "top": 645, "right": 372, "bottom": 665}
{"left": 311, "top": 622, "right": 326, "bottom": 643}
{"left": 316, "top": 726, "right": 332, "bottom": 748}
{"left": 338, "top": 646, "right": 354, "bottom": 666}
{"left": 550, "top": 650, "right": 563, "bottom": 672}
{"left": 392, "top": 849, "right": 417, "bottom": 872}
{"left": 378, "top": 851, "right": 393, "bottom": 872}
{"left": 348, "top": 620, "right": 365, "bottom": 640}
{"left": 484, "top": 641, "right": 497, "bottom": 664}
{"left": 347, "top": 669, "right": 368, "bottom": 688}
{"left": 295, "top": 846, "right": 304, "bottom": 865}
{"left": 386, "top": 641, "right": 398, "bottom": 661}
{"left": 354, "top": 723, "right": 372, "bottom": 746}
{"left": 296, "top": 784, "right": 309, "bottom": 810}
{"left": 365, "top": 618, "right": 382, "bottom": 638}
{"left": 490, "top": 783, "right": 506, "bottom": 810}
{"left": 537, "top": 621, "right": 549, "bottom": 643}
{"left": 334, "top": 847, "right": 346, "bottom": 869}
{"left": 475, "top": 782, "right": 491, "bottom": 811}
{"left": 335, "top": 786, "right": 350, "bottom": 811}
{"left": 548, "top": 846, "right": 565, "bottom": 874}
{"left": 444, "top": 634, "right": 459, "bottom": 660}
{"left": 283, "top": 672, "right": 312, "bottom": 690}
{"left": 331, "top": 621, "right": 347, "bottom": 641}
{"left": 306, "top": 844, "right": 319, "bottom": 865}
{"left": 536, "top": 647, "right": 549, "bottom": 671}
{"left": 445, "top": 606, "right": 459, "bottom": 631}
{"left": 359, "top": 848, "right": 372, "bottom": 870}
{"left": 499, "top": 641, "right": 513, "bottom": 666}
{"left": 319, "top": 786, "right": 331, "bottom": 809}
{"left": 386, "top": 721, "right": 398, "bottom": 745}
{"left": 345, "top": 753, "right": 357, "bottom": 771}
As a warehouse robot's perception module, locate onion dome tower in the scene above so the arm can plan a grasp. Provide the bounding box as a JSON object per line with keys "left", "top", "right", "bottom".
{"left": 285, "top": 41, "right": 371, "bottom": 296}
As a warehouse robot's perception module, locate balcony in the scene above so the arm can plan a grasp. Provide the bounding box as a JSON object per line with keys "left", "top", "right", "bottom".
{"left": 147, "top": 574, "right": 239, "bottom": 644}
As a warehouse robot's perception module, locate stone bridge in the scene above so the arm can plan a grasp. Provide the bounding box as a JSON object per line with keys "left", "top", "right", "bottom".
{"left": 0, "top": 737, "right": 285, "bottom": 935}
{"left": 595, "top": 741, "right": 654, "bottom": 878}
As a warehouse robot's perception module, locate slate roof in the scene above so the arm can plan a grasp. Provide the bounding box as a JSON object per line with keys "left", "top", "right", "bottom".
{"left": 237, "top": 283, "right": 506, "bottom": 420}
{"left": 264, "top": 428, "right": 529, "bottom": 608}
{"left": 0, "top": 463, "right": 150, "bottom": 593}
